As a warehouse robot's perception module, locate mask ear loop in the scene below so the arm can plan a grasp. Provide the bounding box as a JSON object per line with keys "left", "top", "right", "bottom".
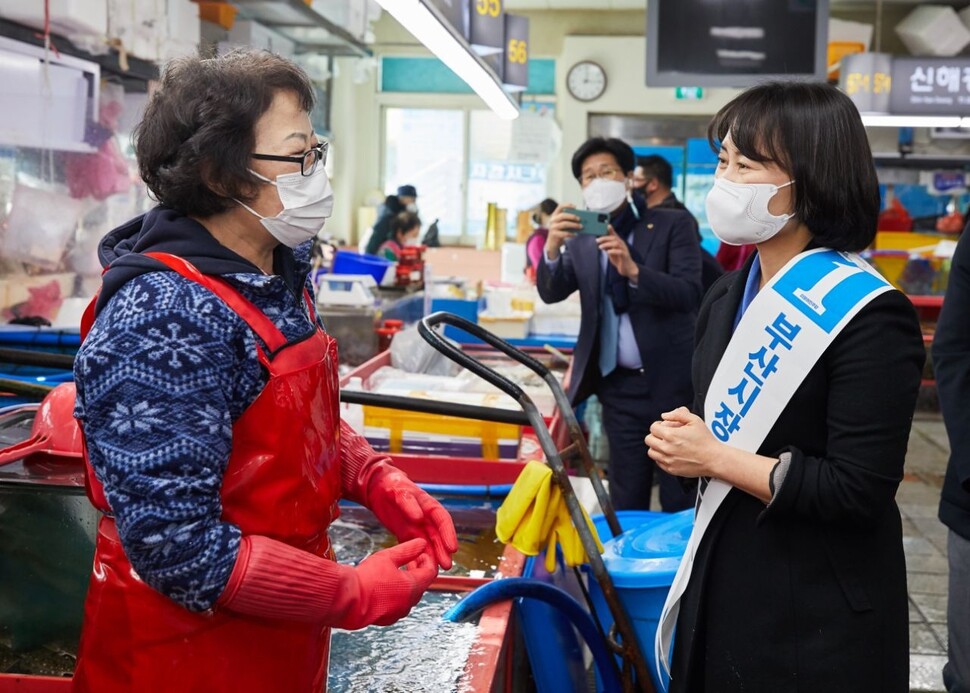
{"left": 234, "top": 198, "right": 266, "bottom": 220}
{"left": 626, "top": 178, "right": 640, "bottom": 220}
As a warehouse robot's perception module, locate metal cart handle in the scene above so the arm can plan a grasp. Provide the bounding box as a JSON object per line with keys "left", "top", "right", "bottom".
{"left": 419, "top": 311, "right": 621, "bottom": 537}
{"left": 418, "top": 312, "right": 654, "bottom": 693}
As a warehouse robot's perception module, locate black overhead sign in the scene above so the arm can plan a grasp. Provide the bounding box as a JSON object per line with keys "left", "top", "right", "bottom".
{"left": 424, "top": 0, "right": 468, "bottom": 38}
{"left": 889, "top": 57, "right": 970, "bottom": 115}
{"left": 503, "top": 14, "right": 528, "bottom": 90}
{"left": 469, "top": 0, "right": 504, "bottom": 55}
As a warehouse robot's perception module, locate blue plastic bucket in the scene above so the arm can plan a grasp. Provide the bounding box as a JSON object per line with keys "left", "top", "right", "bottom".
{"left": 587, "top": 509, "right": 694, "bottom": 692}
{"left": 331, "top": 250, "right": 393, "bottom": 285}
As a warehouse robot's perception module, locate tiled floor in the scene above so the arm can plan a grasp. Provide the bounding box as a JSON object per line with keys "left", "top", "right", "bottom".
{"left": 901, "top": 413, "right": 952, "bottom": 693}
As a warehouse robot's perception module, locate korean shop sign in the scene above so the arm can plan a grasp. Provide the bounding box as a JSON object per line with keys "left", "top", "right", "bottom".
{"left": 890, "top": 57, "right": 970, "bottom": 115}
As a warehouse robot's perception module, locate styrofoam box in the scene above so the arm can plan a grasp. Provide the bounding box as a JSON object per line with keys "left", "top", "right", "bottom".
{"left": 478, "top": 311, "right": 532, "bottom": 340}
{"left": 896, "top": 5, "right": 970, "bottom": 57}
{"left": 161, "top": 0, "right": 201, "bottom": 61}
{"left": 227, "top": 20, "right": 296, "bottom": 58}
{"left": 0, "top": 0, "right": 107, "bottom": 37}
{"left": 530, "top": 314, "right": 581, "bottom": 337}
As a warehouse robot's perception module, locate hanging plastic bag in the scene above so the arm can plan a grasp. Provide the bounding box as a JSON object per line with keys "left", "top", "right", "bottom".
{"left": 389, "top": 323, "right": 461, "bottom": 376}
{"left": 2, "top": 184, "right": 87, "bottom": 269}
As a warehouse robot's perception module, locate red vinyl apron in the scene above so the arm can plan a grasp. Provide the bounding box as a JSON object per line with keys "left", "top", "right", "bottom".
{"left": 73, "top": 253, "right": 341, "bottom": 692}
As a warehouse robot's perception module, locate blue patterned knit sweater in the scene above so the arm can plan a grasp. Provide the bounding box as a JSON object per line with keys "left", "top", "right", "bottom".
{"left": 74, "top": 207, "right": 322, "bottom": 611}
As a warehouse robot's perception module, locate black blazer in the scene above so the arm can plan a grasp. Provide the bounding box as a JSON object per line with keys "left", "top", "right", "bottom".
{"left": 672, "top": 254, "right": 925, "bottom": 692}
{"left": 535, "top": 206, "right": 702, "bottom": 406}
{"left": 934, "top": 225, "right": 970, "bottom": 539}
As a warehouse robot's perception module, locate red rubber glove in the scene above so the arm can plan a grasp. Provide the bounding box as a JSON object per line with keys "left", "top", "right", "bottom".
{"left": 362, "top": 462, "right": 459, "bottom": 570}
{"left": 218, "top": 535, "right": 438, "bottom": 630}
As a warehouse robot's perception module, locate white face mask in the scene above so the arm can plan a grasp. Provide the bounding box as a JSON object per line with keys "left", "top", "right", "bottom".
{"left": 235, "top": 164, "right": 334, "bottom": 248}
{"left": 582, "top": 178, "right": 628, "bottom": 213}
{"left": 404, "top": 237, "right": 420, "bottom": 247}
{"left": 406, "top": 203, "right": 419, "bottom": 213}
{"left": 705, "top": 177, "right": 795, "bottom": 246}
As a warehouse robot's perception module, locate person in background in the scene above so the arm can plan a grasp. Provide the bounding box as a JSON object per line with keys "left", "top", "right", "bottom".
{"left": 932, "top": 222, "right": 970, "bottom": 693}
{"left": 634, "top": 155, "right": 689, "bottom": 214}
{"left": 537, "top": 137, "right": 702, "bottom": 512}
{"left": 71, "top": 49, "right": 457, "bottom": 692}
{"left": 378, "top": 211, "right": 421, "bottom": 261}
{"left": 365, "top": 184, "right": 418, "bottom": 256}
{"left": 646, "top": 81, "right": 923, "bottom": 692}
{"left": 635, "top": 154, "right": 723, "bottom": 293}
{"left": 396, "top": 184, "right": 418, "bottom": 213}
{"left": 525, "top": 198, "right": 557, "bottom": 283}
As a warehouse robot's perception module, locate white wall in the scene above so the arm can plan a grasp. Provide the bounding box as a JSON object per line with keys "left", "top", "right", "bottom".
{"left": 554, "top": 35, "right": 741, "bottom": 205}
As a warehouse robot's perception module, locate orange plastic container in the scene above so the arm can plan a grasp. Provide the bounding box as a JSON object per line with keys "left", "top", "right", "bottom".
{"left": 194, "top": 1, "right": 238, "bottom": 30}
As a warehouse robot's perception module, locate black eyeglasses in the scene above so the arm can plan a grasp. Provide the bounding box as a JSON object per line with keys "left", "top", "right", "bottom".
{"left": 252, "top": 140, "right": 329, "bottom": 176}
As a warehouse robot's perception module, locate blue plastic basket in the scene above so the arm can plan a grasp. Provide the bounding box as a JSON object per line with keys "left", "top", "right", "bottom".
{"left": 331, "top": 250, "right": 393, "bottom": 285}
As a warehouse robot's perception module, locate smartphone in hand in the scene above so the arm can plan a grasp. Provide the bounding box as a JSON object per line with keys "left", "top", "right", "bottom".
{"left": 567, "top": 208, "right": 609, "bottom": 237}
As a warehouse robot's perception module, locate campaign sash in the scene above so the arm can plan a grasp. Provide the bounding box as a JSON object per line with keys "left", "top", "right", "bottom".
{"left": 655, "top": 248, "right": 894, "bottom": 684}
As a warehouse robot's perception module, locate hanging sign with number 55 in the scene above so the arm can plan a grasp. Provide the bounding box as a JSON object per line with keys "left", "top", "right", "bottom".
{"left": 470, "top": 0, "right": 504, "bottom": 54}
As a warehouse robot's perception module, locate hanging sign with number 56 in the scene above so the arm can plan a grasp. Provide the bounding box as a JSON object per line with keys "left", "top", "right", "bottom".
{"left": 503, "top": 14, "right": 529, "bottom": 90}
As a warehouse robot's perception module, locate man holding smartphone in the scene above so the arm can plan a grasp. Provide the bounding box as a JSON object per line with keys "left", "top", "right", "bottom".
{"left": 537, "top": 137, "right": 702, "bottom": 512}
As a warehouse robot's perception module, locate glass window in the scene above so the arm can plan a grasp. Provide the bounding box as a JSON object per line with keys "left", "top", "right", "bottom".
{"left": 466, "top": 110, "right": 548, "bottom": 243}
{"left": 382, "top": 107, "right": 554, "bottom": 244}
{"left": 383, "top": 108, "right": 465, "bottom": 241}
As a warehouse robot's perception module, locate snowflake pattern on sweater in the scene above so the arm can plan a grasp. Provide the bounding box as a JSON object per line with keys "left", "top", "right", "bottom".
{"left": 75, "top": 265, "right": 321, "bottom": 612}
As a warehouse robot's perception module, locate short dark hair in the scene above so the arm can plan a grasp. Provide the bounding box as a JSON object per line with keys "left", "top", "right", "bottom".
{"left": 708, "top": 81, "right": 879, "bottom": 252}
{"left": 134, "top": 49, "right": 315, "bottom": 217}
{"left": 637, "top": 155, "right": 673, "bottom": 189}
{"left": 571, "top": 137, "right": 636, "bottom": 180}
{"left": 538, "top": 198, "right": 558, "bottom": 216}
{"left": 391, "top": 211, "right": 421, "bottom": 238}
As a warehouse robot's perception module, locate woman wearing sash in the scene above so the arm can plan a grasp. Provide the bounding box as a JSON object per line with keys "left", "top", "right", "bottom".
{"left": 71, "top": 50, "right": 457, "bottom": 691}
{"left": 646, "top": 82, "right": 924, "bottom": 691}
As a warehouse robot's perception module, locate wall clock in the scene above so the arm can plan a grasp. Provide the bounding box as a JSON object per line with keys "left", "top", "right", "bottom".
{"left": 566, "top": 61, "right": 607, "bottom": 102}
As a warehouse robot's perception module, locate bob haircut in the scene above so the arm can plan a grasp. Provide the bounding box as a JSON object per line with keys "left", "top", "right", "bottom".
{"left": 134, "top": 49, "right": 315, "bottom": 218}
{"left": 571, "top": 137, "right": 636, "bottom": 180}
{"left": 708, "top": 81, "right": 879, "bottom": 252}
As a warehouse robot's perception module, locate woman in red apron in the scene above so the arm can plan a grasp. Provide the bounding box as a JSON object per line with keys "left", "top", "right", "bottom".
{"left": 72, "top": 49, "right": 457, "bottom": 692}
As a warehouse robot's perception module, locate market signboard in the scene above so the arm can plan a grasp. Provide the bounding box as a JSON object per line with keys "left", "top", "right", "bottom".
{"left": 889, "top": 57, "right": 970, "bottom": 115}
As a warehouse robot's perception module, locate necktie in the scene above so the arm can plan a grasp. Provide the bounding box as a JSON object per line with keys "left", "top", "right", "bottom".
{"left": 599, "top": 268, "right": 619, "bottom": 376}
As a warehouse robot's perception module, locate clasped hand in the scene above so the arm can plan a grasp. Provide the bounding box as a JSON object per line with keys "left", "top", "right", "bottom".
{"left": 645, "top": 406, "right": 720, "bottom": 478}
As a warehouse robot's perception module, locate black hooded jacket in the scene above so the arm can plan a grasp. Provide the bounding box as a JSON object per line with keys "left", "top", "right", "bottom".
{"left": 95, "top": 206, "right": 310, "bottom": 315}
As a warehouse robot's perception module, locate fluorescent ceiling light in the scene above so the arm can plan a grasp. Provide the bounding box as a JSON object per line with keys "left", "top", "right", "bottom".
{"left": 375, "top": 0, "right": 519, "bottom": 120}
{"left": 860, "top": 114, "right": 967, "bottom": 128}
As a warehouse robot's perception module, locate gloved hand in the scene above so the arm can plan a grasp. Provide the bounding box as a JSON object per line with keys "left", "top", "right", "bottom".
{"left": 362, "top": 462, "right": 459, "bottom": 570}
{"left": 219, "top": 535, "right": 438, "bottom": 630}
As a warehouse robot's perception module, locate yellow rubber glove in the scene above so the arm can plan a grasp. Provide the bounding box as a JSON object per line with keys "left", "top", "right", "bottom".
{"left": 544, "top": 493, "right": 605, "bottom": 573}
{"left": 496, "top": 461, "right": 553, "bottom": 555}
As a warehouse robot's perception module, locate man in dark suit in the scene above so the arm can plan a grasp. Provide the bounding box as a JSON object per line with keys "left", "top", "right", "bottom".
{"left": 933, "top": 223, "right": 970, "bottom": 693}
{"left": 635, "top": 154, "right": 723, "bottom": 293}
{"left": 537, "top": 137, "right": 702, "bottom": 511}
